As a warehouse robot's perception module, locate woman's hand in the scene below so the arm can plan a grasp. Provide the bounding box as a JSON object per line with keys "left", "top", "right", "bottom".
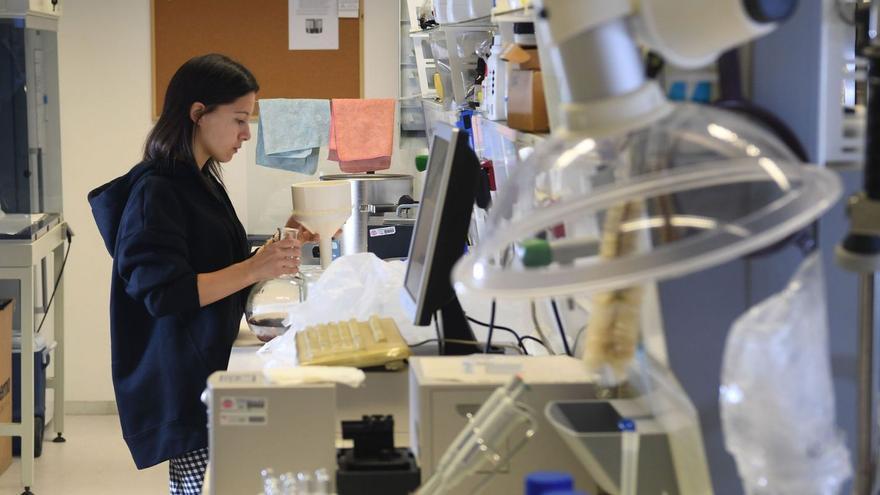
{"left": 244, "top": 238, "right": 301, "bottom": 282}
{"left": 285, "top": 217, "right": 320, "bottom": 243}
{"left": 285, "top": 216, "right": 343, "bottom": 241}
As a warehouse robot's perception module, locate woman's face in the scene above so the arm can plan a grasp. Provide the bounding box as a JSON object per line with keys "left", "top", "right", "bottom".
{"left": 193, "top": 92, "right": 256, "bottom": 164}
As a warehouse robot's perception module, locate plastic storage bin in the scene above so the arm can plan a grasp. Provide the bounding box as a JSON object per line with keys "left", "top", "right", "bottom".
{"left": 12, "top": 335, "right": 49, "bottom": 457}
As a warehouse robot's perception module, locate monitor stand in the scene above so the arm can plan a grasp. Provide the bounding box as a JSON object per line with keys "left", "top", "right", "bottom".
{"left": 437, "top": 297, "right": 481, "bottom": 355}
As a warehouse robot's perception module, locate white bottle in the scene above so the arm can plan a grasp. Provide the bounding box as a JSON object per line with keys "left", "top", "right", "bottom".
{"left": 481, "top": 35, "right": 507, "bottom": 121}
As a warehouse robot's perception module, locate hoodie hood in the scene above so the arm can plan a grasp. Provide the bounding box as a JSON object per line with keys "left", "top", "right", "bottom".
{"left": 88, "top": 161, "right": 157, "bottom": 255}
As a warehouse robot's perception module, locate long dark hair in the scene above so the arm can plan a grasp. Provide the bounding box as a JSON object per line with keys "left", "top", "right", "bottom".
{"left": 144, "top": 53, "right": 259, "bottom": 183}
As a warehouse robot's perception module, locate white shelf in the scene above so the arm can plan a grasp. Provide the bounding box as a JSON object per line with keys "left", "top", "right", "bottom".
{"left": 401, "top": 0, "right": 435, "bottom": 133}
{"left": 491, "top": 6, "right": 534, "bottom": 23}
{"left": 472, "top": 116, "right": 546, "bottom": 194}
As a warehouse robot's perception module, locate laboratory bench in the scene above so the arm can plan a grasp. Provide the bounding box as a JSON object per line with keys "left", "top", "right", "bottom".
{"left": 228, "top": 328, "right": 418, "bottom": 447}
{"left": 203, "top": 328, "right": 428, "bottom": 495}
{"left": 204, "top": 297, "right": 552, "bottom": 495}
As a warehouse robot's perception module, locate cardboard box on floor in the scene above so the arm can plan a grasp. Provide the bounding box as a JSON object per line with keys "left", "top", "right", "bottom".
{"left": 0, "top": 299, "right": 13, "bottom": 475}
{"left": 501, "top": 44, "right": 541, "bottom": 71}
{"left": 507, "top": 69, "right": 549, "bottom": 133}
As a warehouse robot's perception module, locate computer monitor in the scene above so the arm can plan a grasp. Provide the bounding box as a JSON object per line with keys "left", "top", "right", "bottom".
{"left": 402, "top": 124, "right": 481, "bottom": 355}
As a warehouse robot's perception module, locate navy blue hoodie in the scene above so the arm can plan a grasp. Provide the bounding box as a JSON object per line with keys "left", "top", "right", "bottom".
{"left": 88, "top": 158, "right": 250, "bottom": 469}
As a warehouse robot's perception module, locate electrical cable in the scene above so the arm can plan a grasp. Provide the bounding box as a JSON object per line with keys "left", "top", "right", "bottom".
{"left": 411, "top": 338, "right": 438, "bottom": 348}
{"left": 550, "top": 299, "right": 573, "bottom": 356}
{"left": 530, "top": 300, "right": 557, "bottom": 355}
{"left": 466, "top": 314, "right": 529, "bottom": 355}
{"left": 433, "top": 312, "right": 444, "bottom": 356}
{"left": 484, "top": 300, "right": 496, "bottom": 354}
{"left": 570, "top": 325, "right": 587, "bottom": 358}
{"left": 461, "top": 301, "right": 558, "bottom": 356}
{"left": 519, "top": 335, "right": 549, "bottom": 352}
{"left": 36, "top": 226, "right": 73, "bottom": 334}
{"left": 409, "top": 338, "right": 524, "bottom": 355}
{"left": 465, "top": 316, "right": 521, "bottom": 340}
{"left": 446, "top": 339, "right": 523, "bottom": 355}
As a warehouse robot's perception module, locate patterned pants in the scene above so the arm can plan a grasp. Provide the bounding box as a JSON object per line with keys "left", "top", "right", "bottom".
{"left": 169, "top": 447, "right": 209, "bottom": 495}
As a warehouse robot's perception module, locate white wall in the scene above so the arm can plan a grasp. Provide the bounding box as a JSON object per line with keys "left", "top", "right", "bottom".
{"left": 245, "top": 0, "right": 424, "bottom": 235}
{"left": 57, "top": 0, "right": 408, "bottom": 403}
{"left": 58, "top": 0, "right": 153, "bottom": 403}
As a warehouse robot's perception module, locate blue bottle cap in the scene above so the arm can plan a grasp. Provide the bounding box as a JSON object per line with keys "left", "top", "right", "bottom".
{"left": 667, "top": 81, "right": 687, "bottom": 102}
{"left": 618, "top": 418, "right": 636, "bottom": 432}
{"left": 525, "top": 471, "right": 574, "bottom": 495}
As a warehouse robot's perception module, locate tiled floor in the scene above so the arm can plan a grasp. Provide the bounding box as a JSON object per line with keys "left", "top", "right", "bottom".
{"left": 0, "top": 415, "right": 167, "bottom": 495}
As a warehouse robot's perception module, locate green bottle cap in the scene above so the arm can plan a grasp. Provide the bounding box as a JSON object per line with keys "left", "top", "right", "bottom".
{"left": 518, "top": 238, "right": 552, "bottom": 267}
{"left": 415, "top": 155, "right": 429, "bottom": 172}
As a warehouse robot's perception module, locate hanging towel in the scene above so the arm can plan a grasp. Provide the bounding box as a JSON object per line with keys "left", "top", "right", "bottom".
{"left": 256, "top": 124, "right": 321, "bottom": 172}
{"left": 256, "top": 98, "right": 330, "bottom": 175}
{"left": 328, "top": 99, "right": 396, "bottom": 173}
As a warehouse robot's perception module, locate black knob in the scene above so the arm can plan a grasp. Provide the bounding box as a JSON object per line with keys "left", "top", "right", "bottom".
{"left": 513, "top": 22, "right": 535, "bottom": 35}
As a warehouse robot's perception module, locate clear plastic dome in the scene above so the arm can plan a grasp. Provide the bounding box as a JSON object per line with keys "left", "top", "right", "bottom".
{"left": 453, "top": 104, "right": 843, "bottom": 298}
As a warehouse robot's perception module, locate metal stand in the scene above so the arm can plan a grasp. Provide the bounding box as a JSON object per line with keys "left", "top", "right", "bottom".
{"left": 0, "top": 222, "right": 68, "bottom": 494}
{"left": 859, "top": 274, "right": 876, "bottom": 495}
{"left": 836, "top": 41, "right": 880, "bottom": 495}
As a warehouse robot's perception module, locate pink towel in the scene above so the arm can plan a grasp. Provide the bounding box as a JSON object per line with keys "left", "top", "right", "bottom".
{"left": 328, "top": 99, "right": 396, "bottom": 173}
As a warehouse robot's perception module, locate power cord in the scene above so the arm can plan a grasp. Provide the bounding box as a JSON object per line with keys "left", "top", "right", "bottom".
{"left": 426, "top": 301, "right": 552, "bottom": 356}
{"left": 483, "top": 299, "right": 497, "bottom": 354}
{"left": 466, "top": 315, "right": 530, "bottom": 355}
{"left": 519, "top": 335, "right": 549, "bottom": 352}
{"left": 411, "top": 338, "right": 524, "bottom": 355}
{"left": 411, "top": 338, "right": 439, "bottom": 348}
{"left": 570, "top": 325, "right": 587, "bottom": 358}
{"left": 530, "top": 300, "right": 557, "bottom": 355}
{"left": 550, "top": 299, "right": 573, "bottom": 356}
{"left": 465, "top": 316, "right": 522, "bottom": 342}
{"left": 433, "top": 312, "right": 444, "bottom": 356}
{"left": 36, "top": 224, "right": 73, "bottom": 334}
{"left": 467, "top": 316, "right": 540, "bottom": 356}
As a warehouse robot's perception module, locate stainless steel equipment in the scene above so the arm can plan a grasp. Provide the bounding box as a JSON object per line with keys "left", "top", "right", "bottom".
{"left": 320, "top": 174, "right": 414, "bottom": 256}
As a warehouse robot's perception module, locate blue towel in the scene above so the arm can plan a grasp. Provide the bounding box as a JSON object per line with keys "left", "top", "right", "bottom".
{"left": 255, "top": 98, "right": 330, "bottom": 175}
{"left": 255, "top": 124, "right": 320, "bottom": 173}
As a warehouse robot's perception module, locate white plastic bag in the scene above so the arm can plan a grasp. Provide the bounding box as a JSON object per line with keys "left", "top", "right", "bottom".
{"left": 258, "top": 253, "right": 437, "bottom": 366}
{"left": 720, "top": 253, "right": 851, "bottom": 495}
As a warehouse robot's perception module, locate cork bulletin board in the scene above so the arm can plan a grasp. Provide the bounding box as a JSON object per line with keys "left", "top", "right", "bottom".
{"left": 151, "top": 0, "right": 363, "bottom": 119}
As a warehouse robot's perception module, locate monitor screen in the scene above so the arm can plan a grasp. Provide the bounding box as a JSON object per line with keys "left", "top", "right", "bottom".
{"left": 403, "top": 132, "right": 450, "bottom": 312}
{"left": 401, "top": 124, "right": 482, "bottom": 353}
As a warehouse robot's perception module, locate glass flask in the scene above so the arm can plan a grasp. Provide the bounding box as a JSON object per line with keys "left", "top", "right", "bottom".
{"left": 245, "top": 228, "right": 305, "bottom": 342}
{"left": 298, "top": 264, "right": 324, "bottom": 302}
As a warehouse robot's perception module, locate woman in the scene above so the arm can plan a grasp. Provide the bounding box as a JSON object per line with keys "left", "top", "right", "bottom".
{"left": 88, "top": 54, "right": 304, "bottom": 494}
